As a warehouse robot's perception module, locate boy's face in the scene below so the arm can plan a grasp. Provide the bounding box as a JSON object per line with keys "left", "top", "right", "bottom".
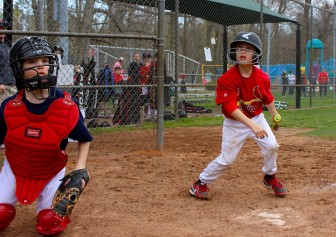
{"left": 143, "top": 56, "right": 152, "bottom": 64}
{"left": 235, "top": 42, "right": 256, "bottom": 64}
{"left": 22, "top": 57, "right": 50, "bottom": 79}
{"left": 133, "top": 54, "right": 140, "bottom": 62}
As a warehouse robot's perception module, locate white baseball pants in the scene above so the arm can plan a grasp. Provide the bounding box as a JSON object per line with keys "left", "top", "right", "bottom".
{"left": 0, "top": 158, "right": 65, "bottom": 213}
{"left": 200, "top": 113, "right": 279, "bottom": 184}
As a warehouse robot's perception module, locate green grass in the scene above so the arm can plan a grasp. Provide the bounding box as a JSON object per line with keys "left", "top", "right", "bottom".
{"left": 272, "top": 89, "right": 336, "bottom": 109}
{"left": 266, "top": 106, "right": 336, "bottom": 138}
{"left": 90, "top": 105, "right": 336, "bottom": 139}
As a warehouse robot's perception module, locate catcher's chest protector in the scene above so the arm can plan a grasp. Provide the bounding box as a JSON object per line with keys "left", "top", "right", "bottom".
{"left": 4, "top": 91, "right": 79, "bottom": 204}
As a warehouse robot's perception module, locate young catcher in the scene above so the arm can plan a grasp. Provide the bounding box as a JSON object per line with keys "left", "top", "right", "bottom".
{"left": 189, "top": 32, "right": 287, "bottom": 200}
{"left": 0, "top": 36, "right": 93, "bottom": 236}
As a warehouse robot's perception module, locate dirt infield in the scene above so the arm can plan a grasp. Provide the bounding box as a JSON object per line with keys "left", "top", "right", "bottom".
{"left": 1, "top": 126, "right": 336, "bottom": 237}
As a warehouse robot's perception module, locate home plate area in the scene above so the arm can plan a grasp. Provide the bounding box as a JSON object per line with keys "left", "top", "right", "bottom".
{"left": 234, "top": 208, "right": 305, "bottom": 228}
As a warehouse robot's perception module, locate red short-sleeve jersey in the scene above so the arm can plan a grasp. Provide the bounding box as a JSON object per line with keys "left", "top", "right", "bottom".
{"left": 318, "top": 71, "right": 329, "bottom": 84}
{"left": 113, "top": 73, "right": 123, "bottom": 83}
{"left": 140, "top": 64, "right": 153, "bottom": 85}
{"left": 216, "top": 65, "right": 274, "bottom": 119}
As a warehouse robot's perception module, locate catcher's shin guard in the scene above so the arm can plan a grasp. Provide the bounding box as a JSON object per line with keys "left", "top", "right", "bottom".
{"left": 0, "top": 203, "right": 16, "bottom": 231}
{"left": 36, "top": 209, "right": 70, "bottom": 236}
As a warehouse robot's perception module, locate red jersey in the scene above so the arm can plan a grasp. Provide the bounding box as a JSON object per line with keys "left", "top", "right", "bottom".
{"left": 113, "top": 72, "right": 123, "bottom": 84}
{"left": 318, "top": 71, "right": 329, "bottom": 84}
{"left": 140, "top": 63, "right": 153, "bottom": 85}
{"left": 216, "top": 65, "right": 274, "bottom": 119}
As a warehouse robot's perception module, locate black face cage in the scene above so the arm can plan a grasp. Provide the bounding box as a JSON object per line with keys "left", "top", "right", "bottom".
{"left": 10, "top": 37, "right": 59, "bottom": 92}
{"left": 228, "top": 47, "right": 262, "bottom": 65}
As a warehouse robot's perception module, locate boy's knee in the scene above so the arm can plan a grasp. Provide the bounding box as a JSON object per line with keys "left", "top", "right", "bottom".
{"left": 267, "top": 142, "right": 279, "bottom": 153}
{"left": 0, "top": 203, "right": 16, "bottom": 232}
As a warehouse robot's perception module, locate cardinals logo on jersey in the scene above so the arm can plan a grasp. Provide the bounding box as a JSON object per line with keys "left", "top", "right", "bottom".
{"left": 238, "top": 86, "right": 263, "bottom": 113}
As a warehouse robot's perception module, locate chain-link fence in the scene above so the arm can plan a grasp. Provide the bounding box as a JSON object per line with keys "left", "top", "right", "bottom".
{"left": 1, "top": 0, "right": 336, "bottom": 149}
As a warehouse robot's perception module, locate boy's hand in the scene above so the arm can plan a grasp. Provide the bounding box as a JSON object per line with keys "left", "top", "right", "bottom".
{"left": 251, "top": 123, "right": 268, "bottom": 139}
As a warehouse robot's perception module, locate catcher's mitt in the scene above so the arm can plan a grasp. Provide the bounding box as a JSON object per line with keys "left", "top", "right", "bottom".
{"left": 52, "top": 169, "right": 90, "bottom": 216}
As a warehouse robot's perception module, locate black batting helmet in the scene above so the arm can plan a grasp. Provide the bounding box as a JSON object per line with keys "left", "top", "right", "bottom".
{"left": 228, "top": 32, "right": 262, "bottom": 64}
{"left": 10, "top": 36, "right": 59, "bottom": 92}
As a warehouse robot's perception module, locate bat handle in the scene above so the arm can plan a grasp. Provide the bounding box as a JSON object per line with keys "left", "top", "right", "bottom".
{"left": 273, "top": 114, "right": 281, "bottom": 123}
{"left": 272, "top": 114, "right": 281, "bottom": 131}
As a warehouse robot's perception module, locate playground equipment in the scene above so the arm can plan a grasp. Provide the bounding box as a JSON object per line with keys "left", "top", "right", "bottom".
{"left": 305, "top": 38, "right": 324, "bottom": 76}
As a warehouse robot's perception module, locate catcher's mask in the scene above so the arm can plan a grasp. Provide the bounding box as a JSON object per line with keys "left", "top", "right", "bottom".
{"left": 228, "top": 32, "right": 262, "bottom": 65}
{"left": 10, "top": 36, "right": 59, "bottom": 99}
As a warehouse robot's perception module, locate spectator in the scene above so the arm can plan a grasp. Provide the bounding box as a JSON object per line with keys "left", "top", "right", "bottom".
{"left": 205, "top": 70, "right": 212, "bottom": 83}
{"left": 113, "top": 57, "right": 125, "bottom": 74}
{"left": 112, "top": 66, "right": 126, "bottom": 124}
{"left": 97, "top": 64, "right": 114, "bottom": 113}
{"left": 280, "top": 70, "right": 288, "bottom": 97}
{"left": 191, "top": 71, "right": 196, "bottom": 84}
{"left": 139, "top": 52, "right": 153, "bottom": 120}
{"left": 310, "top": 64, "right": 320, "bottom": 96}
{"left": 180, "top": 74, "right": 187, "bottom": 93}
{"left": 317, "top": 68, "right": 329, "bottom": 97}
{"left": 113, "top": 66, "right": 124, "bottom": 95}
{"left": 125, "top": 52, "right": 142, "bottom": 124}
{"left": 202, "top": 76, "right": 208, "bottom": 85}
{"left": 128, "top": 53, "right": 142, "bottom": 84}
{"left": 300, "top": 69, "right": 307, "bottom": 97}
{"left": 165, "top": 75, "right": 175, "bottom": 105}
{"left": 53, "top": 45, "right": 64, "bottom": 66}
{"left": 288, "top": 70, "right": 295, "bottom": 96}
{"left": 0, "top": 20, "right": 16, "bottom": 107}
{"left": 72, "top": 65, "right": 83, "bottom": 99}
{"left": 81, "top": 59, "right": 98, "bottom": 120}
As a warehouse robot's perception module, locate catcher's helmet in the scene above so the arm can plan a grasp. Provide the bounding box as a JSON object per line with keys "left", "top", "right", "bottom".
{"left": 10, "top": 36, "right": 59, "bottom": 93}
{"left": 228, "top": 32, "right": 262, "bottom": 64}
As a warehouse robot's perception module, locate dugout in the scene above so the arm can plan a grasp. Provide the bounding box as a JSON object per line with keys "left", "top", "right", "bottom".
{"left": 117, "top": 0, "right": 301, "bottom": 108}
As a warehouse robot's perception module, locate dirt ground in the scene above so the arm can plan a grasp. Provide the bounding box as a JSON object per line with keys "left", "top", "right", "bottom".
{"left": 1, "top": 126, "right": 336, "bottom": 237}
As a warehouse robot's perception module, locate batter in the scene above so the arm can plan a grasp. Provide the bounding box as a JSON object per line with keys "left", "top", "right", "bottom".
{"left": 189, "top": 32, "right": 287, "bottom": 200}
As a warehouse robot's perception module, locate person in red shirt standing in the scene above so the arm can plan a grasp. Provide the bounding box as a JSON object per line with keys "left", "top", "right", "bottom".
{"left": 112, "top": 66, "right": 126, "bottom": 124}
{"left": 317, "top": 68, "right": 329, "bottom": 97}
{"left": 139, "top": 53, "right": 153, "bottom": 120}
{"left": 189, "top": 32, "right": 287, "bottom": 200}
{"left": 113, "top": 57, "right": 125, "bottom": 74}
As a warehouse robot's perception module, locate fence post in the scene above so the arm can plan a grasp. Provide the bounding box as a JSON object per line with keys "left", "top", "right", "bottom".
{"left": 156, "top": 0, "right": 165, "bottom": 150}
